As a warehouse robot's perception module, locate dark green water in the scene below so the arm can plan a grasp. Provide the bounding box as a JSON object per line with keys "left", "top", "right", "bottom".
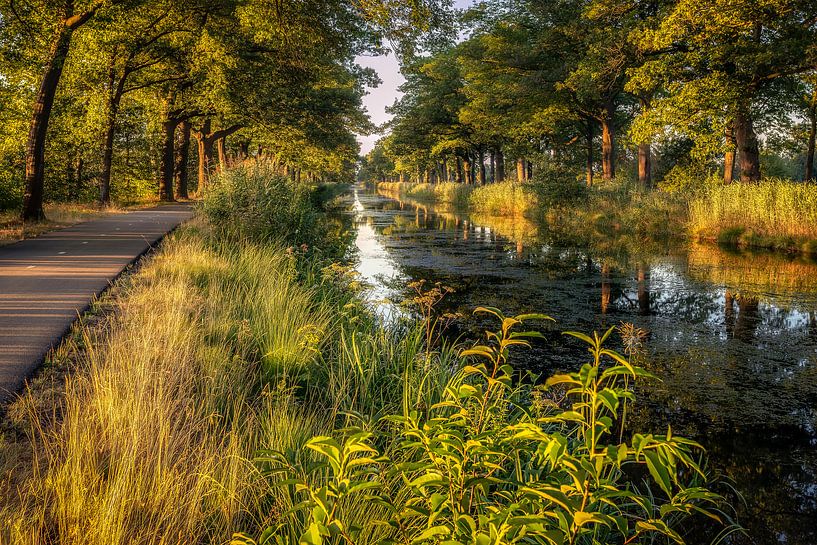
{"left": 346, "top": 187, "right": 817, "bottom": 545}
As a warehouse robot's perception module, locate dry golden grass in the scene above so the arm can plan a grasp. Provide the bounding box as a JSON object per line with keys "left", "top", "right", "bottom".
{"left": 0, "top": 200, "right": 173, "bottom": 246}
{"left": 0, "top": 221, "right": 332, "bottom": 544}
{"left": 689, "top": 179, "right": 817, "bottom": 252}
{"left": 0, "top": 203, "right": 119, "bottom": 245}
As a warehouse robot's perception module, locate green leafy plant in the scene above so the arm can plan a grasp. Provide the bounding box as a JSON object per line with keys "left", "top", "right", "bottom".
{"left": 240, "top": 309, "right": 733, "bottom": 545}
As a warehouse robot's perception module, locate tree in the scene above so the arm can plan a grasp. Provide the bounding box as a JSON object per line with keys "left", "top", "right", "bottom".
{"left": 2, "top": 0, "right": 141, "bottom": 220}
{"left": 630, "top": 0, "right": 817, "bottom": 182}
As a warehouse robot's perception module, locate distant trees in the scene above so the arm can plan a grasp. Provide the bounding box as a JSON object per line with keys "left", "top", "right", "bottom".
{"left": 370, "top": 0, "right": 817, "bottom": 189}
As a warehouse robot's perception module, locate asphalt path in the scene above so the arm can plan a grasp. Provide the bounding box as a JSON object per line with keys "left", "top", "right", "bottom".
{"left": 0, "top": 203, "right": 193, "bottom": 402}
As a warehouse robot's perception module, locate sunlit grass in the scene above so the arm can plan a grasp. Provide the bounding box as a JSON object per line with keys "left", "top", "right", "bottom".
{"left": 378, "top": 181, "right": 471, "bottom": 207}
{"left": 689, "top": 179, "right": 817, "bottom": 252}
{"left": 0, "top": 168, "right": 732, "bottom": 544}
{"left": 0, "top": 222, "right": 335, "bottom": 543}
{"left": 468, "top": 181, "right": 536, "bottom": 217}
{"left": 377, "top": 181, "right": 538, "bottom": 218}
{"left": 0, "top": 203, "right": 115, "bottom": 245}
{"left": 0, "top": 200, "right": 166, "bottom": 245}
{"left": 0, "top": 213, "right": 443, "bottom": 544}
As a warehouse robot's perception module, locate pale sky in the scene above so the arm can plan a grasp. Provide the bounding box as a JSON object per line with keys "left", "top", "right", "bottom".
{"left": 356, "top": 51, "right": 405, "bottom": 154}
{"left": 356, "top": 0, "right": 474, "bottom": 155}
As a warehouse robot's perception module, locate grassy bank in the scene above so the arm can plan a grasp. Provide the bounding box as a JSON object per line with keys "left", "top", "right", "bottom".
{"left": 690, "top": 179, "right": 817, "bottom": 254}
{"left": 377, "top": 180, "right": 684, "bottom": 252}
{"left": 379, "top": 178, "right": 817, "bottom": 256}
{"left": 0, "top": 165, "right": 732, "bottom": 544}
{"left": 378, "top": 180, "right": 538, "bottom": 217}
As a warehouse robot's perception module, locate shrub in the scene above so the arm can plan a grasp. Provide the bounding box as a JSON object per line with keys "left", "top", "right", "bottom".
{"left": 201, "top": 164, "right": 321, "bottom": 246}
{"left": 240, "top": 309, "right": 731, "bottom": 545}
{"left": 658, "top": 162, "right": 720, "bottom": 196}
{"left": 530, "top": 164, "right": 588, "bottom": 207}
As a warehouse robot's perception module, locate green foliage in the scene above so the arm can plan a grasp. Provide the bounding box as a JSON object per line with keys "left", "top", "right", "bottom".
{"left": 530, "top": 165, "right": 588, "bottom": 207}
{"left": 242, "top": 309, "right": 731, "bottom": 545}
{"left": 200, "top": 165, "right": 321, "bottom": 247}
{"left": 658, "top": 163, "right": 721, "bottom": 196}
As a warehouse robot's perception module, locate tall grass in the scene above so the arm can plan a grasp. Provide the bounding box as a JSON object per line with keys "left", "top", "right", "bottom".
{"left": 377, "top": 181, "right": 471, "bottom": 207}
{"left": 689, "top": 179, "right": 817, "bottom": 252}
{"left": 469, "top": 181, "right": 536, "bottom": 216}
{"left": 0, "top": 166, "right": 448, "bottom": 544}
{"left": 377, "top": 181, "right": 537, "bottom": 217}
{"left": 0, "top": 165, "right": 730, "bottom": 544}
{"left": 0, "top": 225, "right": 333, "bottom": 543}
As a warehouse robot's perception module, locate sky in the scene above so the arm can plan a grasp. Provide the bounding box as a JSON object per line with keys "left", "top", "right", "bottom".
{"left": 356, "top": 51, "right": 405, "bottom": 154}
{"left": 356, "top": 0, "right": 474, "bottom": 155}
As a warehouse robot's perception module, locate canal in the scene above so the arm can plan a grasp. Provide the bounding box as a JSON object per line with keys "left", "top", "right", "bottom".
{"left": 346, "top": 186, "right": 817, "bottom": 544}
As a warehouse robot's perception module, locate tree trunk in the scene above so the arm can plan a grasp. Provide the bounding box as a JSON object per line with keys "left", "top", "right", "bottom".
{"left": 638, "top": 143, "right": 652, "bottom": 188}
{"left": 724, "top": 123, "right": 736, "bottom": 184}
{"left": 462, "top": 156, "right": 472, "bottom": 185}
{"left": 159, "top": 116, "right": 177, "bottom": 202}
{"left": 585, "top": 122, "right": 594, "bottom": 187}
{"left": 99, "top": 69, "right": 128, "bottom": 206}
{"left": 193, "top": 120, "right": 242, "bottom": 188}
{"left": 636, "top": 98, "right": 652, "bottom": 188}
{"left": 495, "top": 149, "right": 505, "bottom": 182}
{"left": 806, "top": 104, "right": 816, "bottom": 182}
{"left": 75, "top": 156, "right": 84, "bottom": 198}
{"left": 456, "top": 156, "right": 463, "bottom": 183}
{"left": 489, "top": 150, "right": 495, "bottom": 183}
{"left": 216, "top": 137, "right": 227, "bottom": 172}
{"left": 734, "top": 103, "right": 761, "bottom": 182}
{"left": 22, "top": 25, "right": 74, "bottom": 221}
{"left": 516, "top": 158, "right": 525, "bottom": 182}
{"left": 601, "top": 100, "right": 615, "bottom": 181}
{"left": 477, "top": 148, "right": 486, "bottom": 185}
{"left": 175, "top": 119, "right": 191, "bottom": 199}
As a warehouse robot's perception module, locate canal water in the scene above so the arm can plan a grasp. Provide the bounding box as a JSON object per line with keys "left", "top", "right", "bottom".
{"left": 346, "top": 186, "right": 817, "bottom": 544}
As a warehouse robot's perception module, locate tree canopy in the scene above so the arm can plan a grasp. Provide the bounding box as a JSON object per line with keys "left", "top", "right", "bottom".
{"left": 366, "top": 0, "right": 817, "bottom": 189}
{"left": 0, "top": 0, "right": 451, "bottom": 219}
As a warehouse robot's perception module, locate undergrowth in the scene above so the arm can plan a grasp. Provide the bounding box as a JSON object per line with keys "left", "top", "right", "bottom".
{"left": 0, "top": 165, "right": 735, "bottom": 544}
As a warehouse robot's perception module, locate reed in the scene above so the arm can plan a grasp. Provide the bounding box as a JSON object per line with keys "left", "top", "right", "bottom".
{"left": 689, "top": 179, "right": 817, "bottom": 253}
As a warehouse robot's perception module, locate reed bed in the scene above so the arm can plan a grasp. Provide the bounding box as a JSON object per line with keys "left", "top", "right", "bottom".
{"left": 689, "top": 179, "right": 817, "bottom": 252}
{"left": 376, "top": 180, "right": 537, "bottom": 217}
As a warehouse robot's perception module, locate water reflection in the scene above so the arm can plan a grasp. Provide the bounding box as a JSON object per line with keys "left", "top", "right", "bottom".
{"left": 346, "top": 187, "right": 817, "bottom": 545}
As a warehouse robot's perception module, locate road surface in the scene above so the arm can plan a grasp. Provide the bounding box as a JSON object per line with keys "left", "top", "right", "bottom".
{"left": 0, "top": 204, "right": 194, "bottom": 403}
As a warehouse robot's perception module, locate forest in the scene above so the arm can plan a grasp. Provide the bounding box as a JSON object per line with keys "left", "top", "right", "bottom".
{"left": 1, "top": 1, "right": 817, "bottom": 545}
{"left": 0, "top": 0, "right": 443, "bottom": 222}
{"left": 362, "top": 0, "right": 816, "bottom": 189}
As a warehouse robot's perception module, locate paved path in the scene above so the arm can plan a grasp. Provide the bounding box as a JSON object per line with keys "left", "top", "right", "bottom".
{"left": 0, "top": 204, "right": 194, "bottom": 402}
